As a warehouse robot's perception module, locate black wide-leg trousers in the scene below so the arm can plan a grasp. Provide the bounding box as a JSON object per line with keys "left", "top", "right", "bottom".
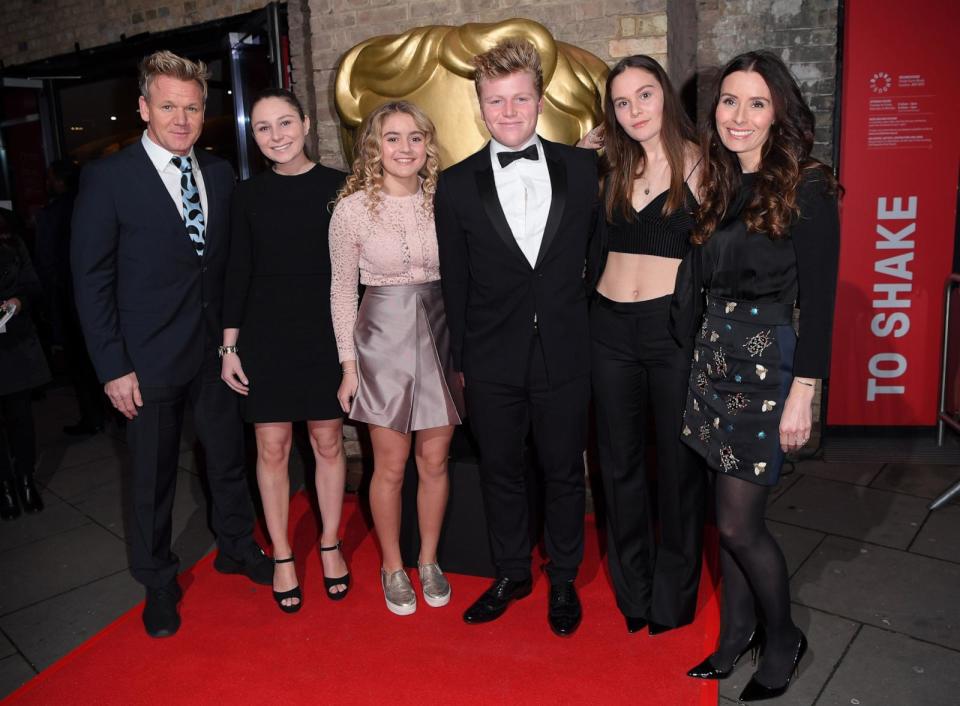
{"left": 590, "top": 293, "right": 706, "bottom": 626}
{"left": 466, "top": 335, "right": 590, "bottom": 583}
{"left": 126, "top": 352, "right": 257, "bottom": 589}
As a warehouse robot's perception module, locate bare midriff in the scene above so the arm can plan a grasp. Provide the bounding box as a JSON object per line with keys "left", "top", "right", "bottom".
{"left": 596, "top": 252, "right": 681, "bottom": 302}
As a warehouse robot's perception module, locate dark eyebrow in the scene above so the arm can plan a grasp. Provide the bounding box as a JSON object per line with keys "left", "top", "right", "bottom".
{"left": 612, "top": 84, "right": 656, "bottom": 102}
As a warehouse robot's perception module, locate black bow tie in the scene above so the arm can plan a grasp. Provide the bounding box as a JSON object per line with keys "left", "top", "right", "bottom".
{"left": 497, "top": 144, "right": 539, "bottom": 168}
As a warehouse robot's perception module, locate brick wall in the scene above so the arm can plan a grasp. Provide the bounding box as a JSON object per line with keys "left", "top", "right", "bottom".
{"left": 1, "top": 1, "right": 840, "bottom": 164}
{"left": 695, "top": 0, "right": 839, "bottom": 162}
{"left": 0, "top": 0, "right": 269, "bottom": 67}
{"left": 289, "top": 0, "right": 671, "bottom": 169}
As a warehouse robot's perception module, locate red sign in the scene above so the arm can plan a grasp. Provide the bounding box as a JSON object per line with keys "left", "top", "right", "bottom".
{"left": 828, "top": 0, "right": 960, "bottom": 425}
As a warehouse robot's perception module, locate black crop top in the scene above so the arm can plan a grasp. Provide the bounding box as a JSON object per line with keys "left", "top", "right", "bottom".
{"left": 605, "top": 184, "right": 697, "bottom": 259}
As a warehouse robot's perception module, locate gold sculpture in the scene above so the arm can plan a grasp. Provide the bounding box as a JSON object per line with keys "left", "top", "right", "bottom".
{"left": 335, "top": 18, "right": 608, "bottom": 167}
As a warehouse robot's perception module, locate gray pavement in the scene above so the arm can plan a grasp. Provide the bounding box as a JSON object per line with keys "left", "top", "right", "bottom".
{"left": 1, "top": 385, "right": 959, "bottom": 704}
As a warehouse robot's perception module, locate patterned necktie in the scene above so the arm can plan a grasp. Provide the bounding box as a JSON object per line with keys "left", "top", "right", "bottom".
{"left": 170, "top": 155, "right": 206, "bottom": 256}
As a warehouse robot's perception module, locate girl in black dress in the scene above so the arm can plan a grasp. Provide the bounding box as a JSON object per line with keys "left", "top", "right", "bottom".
{"left": 585, "top": 56, "right": 706, "bottom": 636}
{"left": 679, "top": 52, "right": 840, "bottom": 700}
{"left": 222, "top": 89, "right": 349, "bottom": 613}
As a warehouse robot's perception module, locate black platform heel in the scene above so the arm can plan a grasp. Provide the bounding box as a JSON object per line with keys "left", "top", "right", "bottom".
{"left": 687, "top": 625, "right": 765, "bottom": 679}
{"left": 272, "top": 556, "right": 302, "bottom": 614}
{"left": 320, "top": 540, "right": 351, "bottom": 601}
{"left": 739, "top": 630, "right": 807, "bottom": 702}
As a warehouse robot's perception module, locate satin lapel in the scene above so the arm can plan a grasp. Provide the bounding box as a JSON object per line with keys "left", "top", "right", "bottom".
{"left": 475, "top": 161, "right": 531, "bottom": 268}
{"left": 535, "top": 144, "right": 567, "bottom": 269}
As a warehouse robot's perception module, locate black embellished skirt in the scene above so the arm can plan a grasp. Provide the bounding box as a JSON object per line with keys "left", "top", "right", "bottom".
{"left": 681, "top": 295, "right": 795, "bottom": 486}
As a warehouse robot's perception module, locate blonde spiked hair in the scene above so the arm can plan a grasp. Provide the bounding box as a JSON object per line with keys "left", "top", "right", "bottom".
{"left": 336, "top": 101, "right": 441, "bottom": 214}
{"left": 139, "top": 50, "right": 210, "bottom": 102}
{"left": 472, "top": 38, "right": 544, "bottom": 98}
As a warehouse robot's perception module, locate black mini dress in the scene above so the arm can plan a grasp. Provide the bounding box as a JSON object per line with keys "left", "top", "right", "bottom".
{"left": 223, "top": 165, "right": 345, "bottom": 423}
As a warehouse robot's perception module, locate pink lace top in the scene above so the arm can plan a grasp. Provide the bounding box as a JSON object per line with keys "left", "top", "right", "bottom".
{"left": 329, "top": 188, "right": 440, "bottom": 361}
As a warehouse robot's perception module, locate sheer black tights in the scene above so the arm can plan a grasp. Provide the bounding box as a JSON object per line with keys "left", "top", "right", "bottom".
{"left": 711, "top": 473, "right": 800, "bottom": 685}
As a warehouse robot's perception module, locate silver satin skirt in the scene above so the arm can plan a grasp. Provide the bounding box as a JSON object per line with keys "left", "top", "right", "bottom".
{"left": 351, "top": 281, "right": 465, "bottom": 433}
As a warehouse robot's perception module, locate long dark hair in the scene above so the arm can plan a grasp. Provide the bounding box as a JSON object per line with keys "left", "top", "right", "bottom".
{"left": 693, "top": 50, "right": 837, "bottom": 243}
{"left": 599, "top": 55, "right": 695, "bottom": 223}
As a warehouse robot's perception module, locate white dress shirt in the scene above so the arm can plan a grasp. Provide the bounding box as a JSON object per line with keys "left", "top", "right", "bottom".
{"left": 141, "top": 131, "right": 209, "bottom": 224}
{"left": 489, "top": 135, "right": 551, "bottom": 267}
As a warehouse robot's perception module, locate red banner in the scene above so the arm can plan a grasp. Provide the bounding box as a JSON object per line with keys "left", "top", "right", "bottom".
{"left": 827, "top": 0, "right": 960, "bottom": 425}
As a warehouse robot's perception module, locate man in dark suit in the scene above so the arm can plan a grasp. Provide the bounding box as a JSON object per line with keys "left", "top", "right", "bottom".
{"left": 71, "top": 50, "right": 271, "bottom": 638}
{"left": 436, "top": 38, "right": 598, "bottom": 637}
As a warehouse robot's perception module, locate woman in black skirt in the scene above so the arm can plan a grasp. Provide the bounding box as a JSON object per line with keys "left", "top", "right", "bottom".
{"left": 585, "top": 55, "right": 706, "bottom": 636}
{"left": 222, "top": 89, "right": 349, "bottom": 612}
{"left": 677, "top": 51, "right": 840, "bottom": 701}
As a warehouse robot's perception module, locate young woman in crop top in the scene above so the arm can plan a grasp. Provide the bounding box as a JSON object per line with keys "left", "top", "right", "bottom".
{"left": 584, "top": 55, "right": 707, "bottom": 637}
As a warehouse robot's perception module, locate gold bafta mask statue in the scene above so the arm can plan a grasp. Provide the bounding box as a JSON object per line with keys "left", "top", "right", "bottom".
{"left": 335, "top": 18, "right": 608, "bottom": 167}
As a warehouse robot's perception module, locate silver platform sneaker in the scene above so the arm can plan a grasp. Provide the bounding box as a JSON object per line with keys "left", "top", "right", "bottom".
{"left": 418, "top": 562, "right": 452, "bottom": 607}
{"left": 381, "top": 568, "right": 416, "bottom": 615}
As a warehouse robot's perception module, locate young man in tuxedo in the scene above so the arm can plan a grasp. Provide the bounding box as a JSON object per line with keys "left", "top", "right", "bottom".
{"left": 435, "top": 38, "right": 598, "bottom": 637}
{"left": 72, "top": 51, "right": 272, "bottom": 638}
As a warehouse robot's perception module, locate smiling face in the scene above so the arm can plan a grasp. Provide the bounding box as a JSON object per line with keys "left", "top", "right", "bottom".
{"left": 611, "top": 67, "right": 664, "bottom": 144}
{"left": 250, "top": 96, "right": 311, "bottom": 171}
{"left": 379, "top": 111, "right": 427, "bottom": 193}
{"left": 715, "top": 69, "right": 776, "bottom": 172}
{"left": 138, "top": 74, "right": 204, "bottom": 156}
{"left": 478, "top": 70, "right": 543, "bottom": 149}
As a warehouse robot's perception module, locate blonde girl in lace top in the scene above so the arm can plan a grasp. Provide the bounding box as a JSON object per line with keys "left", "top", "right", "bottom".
{"left": 329, "top": 101, "right": 465, "bottom": 616}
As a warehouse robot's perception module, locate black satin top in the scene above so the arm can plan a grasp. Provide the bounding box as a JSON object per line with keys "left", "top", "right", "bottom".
{"left": 606, "top": 184, "right": 697, "bottom": 259}
{"left": 674, "top": 170, "right": 840, "bottom": 378}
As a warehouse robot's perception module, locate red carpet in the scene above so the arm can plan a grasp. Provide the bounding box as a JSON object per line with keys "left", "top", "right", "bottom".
{"left": 4, "top": 494, "right": 719, "bottom": 705}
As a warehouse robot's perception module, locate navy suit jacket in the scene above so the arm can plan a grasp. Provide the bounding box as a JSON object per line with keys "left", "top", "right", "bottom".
{"left": 71, "top": 140, "right": 235, "bottom": 387}
{"left": 435, "top": 138, "right": 599, "bottom": 387}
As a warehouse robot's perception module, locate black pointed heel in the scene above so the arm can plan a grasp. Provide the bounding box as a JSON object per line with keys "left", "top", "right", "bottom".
{"left": 320, "top": 540, "right": 351, "bottom": 601}
{"left": 687, "top": 625, "right": 765, "bottom": 680}
{"left": 272, "top": 556, "right": 302, "bottom": 614}
{"left": 739, "top": 630, "right": 807, "bottom": 702}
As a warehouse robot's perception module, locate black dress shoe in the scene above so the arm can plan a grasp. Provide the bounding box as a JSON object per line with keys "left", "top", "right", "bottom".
{"left": 62, "top": 421, "right": 104, "bottom": 436}
{"left": 1, "top": 480, "right": 21, "bottom": 521}
{"left": 143, "top": 583, "right": 182, "bottom": 638}
{"left": 739, "top": 630, "right": 807, "bottom": 702}
{"left": 463, "top": 576, "right": 533, "bottom": 624}
{"left": 17, "top": 476, "right": 44, "bottom": 514}
{"left": 547, "top": 580, "right": 582, "bottom": 637}
{"left": 687, "top": 625, "right": 765, "bottom": 680}
{"left": 214, "top": 544, "right": 273, "bottom": 585}
{"left": 624, "top": 615, "right": 648, "bottom": 634}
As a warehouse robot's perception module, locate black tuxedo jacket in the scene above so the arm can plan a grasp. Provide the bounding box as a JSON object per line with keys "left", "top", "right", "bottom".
{"left": 71, "top": 141, "right": 235, "bottom": 387}
{"left": 436, "top": 138, "right": 598, "bottom": 387}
